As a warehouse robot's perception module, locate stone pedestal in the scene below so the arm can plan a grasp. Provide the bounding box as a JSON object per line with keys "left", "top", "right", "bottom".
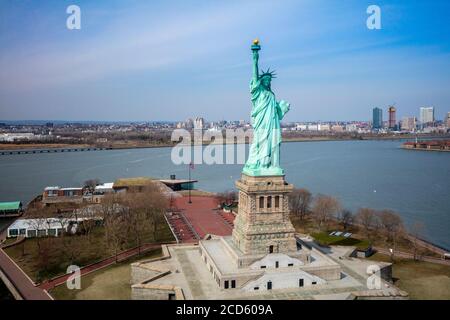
{"left": 232, "top": 174, "right": 298, "bottom": 257}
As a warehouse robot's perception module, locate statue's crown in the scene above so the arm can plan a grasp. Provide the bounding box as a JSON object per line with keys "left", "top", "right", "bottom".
{"left": 260, "top": 68, "right": 276, "bottom": 79}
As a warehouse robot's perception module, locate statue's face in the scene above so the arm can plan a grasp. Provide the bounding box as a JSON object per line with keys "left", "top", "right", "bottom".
{"left": 261, "top": 76, "right": 271, "bottom": 88}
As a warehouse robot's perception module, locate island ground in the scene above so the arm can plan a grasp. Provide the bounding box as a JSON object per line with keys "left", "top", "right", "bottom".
{"left": 48, "top": 248, "right": 450, "bottom": 300}
{"left": 4, "top": 223, "right": 174, "bottom": 283}
{"left": 50, "top": 248, "right": 162, "bottom": 300}
{"left": 368, "top": 253, "right": 450, "bottom": 300}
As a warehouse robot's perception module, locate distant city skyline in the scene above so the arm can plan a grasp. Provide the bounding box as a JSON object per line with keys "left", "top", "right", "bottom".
{"left": 1, "top": 0, "right": 450, "bottom": 122}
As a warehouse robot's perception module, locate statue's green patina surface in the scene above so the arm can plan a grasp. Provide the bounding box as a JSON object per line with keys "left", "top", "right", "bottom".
{"left": 243, "top": 39, "right": 290, "bottom": 176}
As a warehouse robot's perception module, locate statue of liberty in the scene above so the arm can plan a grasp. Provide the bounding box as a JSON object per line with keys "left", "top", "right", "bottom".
{"left": 243, "top": 39, "right": 290, "bottom": 176}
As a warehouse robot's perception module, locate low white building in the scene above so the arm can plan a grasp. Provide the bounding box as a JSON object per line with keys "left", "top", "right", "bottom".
{"left": 318, "top": 124, "right": 330, "bottom": 131}
{"left": 331, "top": 125, "right": 344, "bottom": 132}
{"left": 7, "top": 218, "right": 74, "bottom": 238}
{"left": 6, "top": 217, "right": 101, "bottom": 238}
{"left": 294, "top": 124, "right": 306, "bottom": 131}
{"left": 0, "top": 133, "right": 43, "bottom": 142}
{"left": 345, "top": 124, "right": 358, "bottom": 132}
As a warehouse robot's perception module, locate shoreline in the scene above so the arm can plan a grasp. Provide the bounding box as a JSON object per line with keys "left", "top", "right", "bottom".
{"left": 1, "top": 134, "right": 449, "bottom": 152}
{"left": 8, "top": 189, "right": 450, "bottom": 256}
{"left": 401, "top": 147, "right": 450, "bottom": 152}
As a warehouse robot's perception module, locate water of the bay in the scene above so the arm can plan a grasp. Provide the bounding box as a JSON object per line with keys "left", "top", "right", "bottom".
{"left": 0, "top": 140, "right": 448, "bottom": 249}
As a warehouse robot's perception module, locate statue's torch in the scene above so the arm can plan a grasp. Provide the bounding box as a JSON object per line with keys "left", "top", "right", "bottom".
{"left": 251, "top": 38, "right": 261, "bottom": 52}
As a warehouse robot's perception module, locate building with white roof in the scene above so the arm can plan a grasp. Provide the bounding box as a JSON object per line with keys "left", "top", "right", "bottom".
{"left": 7, "top": 216, "right": 102, "bottom": 238}
{"left": 7, "top": 218, "right": 74, "bottom": 238}
{"left": 94, "top": 182, "right": 114, "bottom": 193}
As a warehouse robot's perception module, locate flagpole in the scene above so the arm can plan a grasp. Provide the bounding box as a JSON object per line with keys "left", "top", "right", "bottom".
{"left": 188, "top": 162, "right": 192, "bottom": 204}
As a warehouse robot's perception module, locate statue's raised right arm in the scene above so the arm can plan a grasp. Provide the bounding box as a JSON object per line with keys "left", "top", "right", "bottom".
{"left": 252, "top": 49, "right": 259, "bottom": 82}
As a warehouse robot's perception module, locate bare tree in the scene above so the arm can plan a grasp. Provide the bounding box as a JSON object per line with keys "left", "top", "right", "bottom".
{"left": 104, "top": 182, "right": 168, "bottom": 258}
{"left": 311, "top": 195, "right": 340, "bottom": 231}
{"left": 356, "top": 208, "right": 377, "bottom": 239}
{"left": 378, "top": 210, "right": 403, "bottom": 243}
{"left": 99, "top": 195, "right": 127, "bottom": 262}
{"left": 409, "top": 221, "right": 425, "bottom": 261}
{"left": 139, "top": 183, "right": 168, "bottom": 244}
{"left": 216, "top": 190, "right": 238, "bottom": 207}
{"left": 84, "top": 178, "right": 100, "bottom": 193}
{"left": 26, "top": 206, "right": 54, "bottom": 251}
{"left": 338, "top": 209, "right": 354, "bottom": 231}
{"left": 73, "top": 204, "right": 101, "bottom": 243}
{"left": 289, "top": 188, "right": 312, "bottom": 220}
{"left": 120, "top": 193, "right": 151, "bottom": 255}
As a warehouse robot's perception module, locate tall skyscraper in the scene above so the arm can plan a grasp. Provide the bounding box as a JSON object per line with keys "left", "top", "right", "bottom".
{"left": 388, "top": 106, "right": 396, "bottom": 129}
{"left": 446, "top": 112, "right": 450, "bottom": 128}
{"left": 372, "top": 107, "right": 383, "bottom": 129}
{"left": 420, "top": 107, "right": 435, "bottom": 126}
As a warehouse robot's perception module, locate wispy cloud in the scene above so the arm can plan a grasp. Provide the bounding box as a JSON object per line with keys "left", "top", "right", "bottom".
{"left": 0, "top": 1, "right": 303, "bottom": 91}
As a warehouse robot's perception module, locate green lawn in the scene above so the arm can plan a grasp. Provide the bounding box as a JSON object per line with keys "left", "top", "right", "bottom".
{"left": 5, "top": 227, "right": 108, "bottom": 282}
{"left": 4, "top": 219, "right": 174, "bottom": 283}
{"left": 50, "top": 248, "right": 161, "bottom": 300}
{"left": 368, "top": 253, "right": 450, "bottom": 300}
{"left": 312, "top": 232, "right": 370, "bottom": 250}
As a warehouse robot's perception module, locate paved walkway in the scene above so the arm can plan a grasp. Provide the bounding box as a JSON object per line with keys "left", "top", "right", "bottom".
{"left": 0, "top": 248, "right": 52, "bottom": 300}
{"left": 374, "top": 247, "right": 450, "bottom": 266}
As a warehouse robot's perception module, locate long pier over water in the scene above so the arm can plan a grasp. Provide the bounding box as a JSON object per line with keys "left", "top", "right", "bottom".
{"left": 0, "top": 147, "right": 112, "bottom": 156}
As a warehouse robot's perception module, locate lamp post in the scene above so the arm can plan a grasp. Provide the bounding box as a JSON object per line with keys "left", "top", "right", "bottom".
{"left": 188, "top": 162, "right": 193, "bottom": 204}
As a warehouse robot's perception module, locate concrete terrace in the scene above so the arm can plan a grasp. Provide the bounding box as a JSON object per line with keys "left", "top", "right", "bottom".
{"left": 139, "top": 245, "right": 368, "bottom": 300}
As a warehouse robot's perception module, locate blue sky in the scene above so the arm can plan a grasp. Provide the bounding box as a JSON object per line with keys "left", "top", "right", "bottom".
{"left": 0, "top": 0, "right": 449, "bottom": 122}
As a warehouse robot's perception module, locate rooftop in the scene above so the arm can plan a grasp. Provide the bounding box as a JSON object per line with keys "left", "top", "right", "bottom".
{"left": 159, "top": 179, "right": 198, "bottom": 185}
{"left": 0, "top": 201, "right": 22, "bottom": 211}
{"left": 8, "top": 217, "right": 99, "bottom": 230}
{"left": 95, "top": 182, "right": 114, "bottom": 190}
{"left": 113, "top": 177, "right": 155, "bottom": 188}
{"left": 44, "top": 186, "right": 60, "bottom": 191}
{"left": 8, "top": 218, "right": 71, "bottom": 230}
{"left": 44, "top": 186, "right": 82, "bottom": 191}
{"left": 201, "top": 238, "right": 238, "bottom": 274}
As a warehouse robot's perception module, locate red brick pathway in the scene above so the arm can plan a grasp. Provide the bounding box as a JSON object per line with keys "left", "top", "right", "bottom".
{"left": 173, "top": 196, "right": 234, "bottom": 239}
{"left": 0, "top": 248, "right": 52, "bottom": 300}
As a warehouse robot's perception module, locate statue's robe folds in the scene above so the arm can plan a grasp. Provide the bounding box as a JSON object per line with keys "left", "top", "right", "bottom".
{"left": 243, "top": 78, "right": 289, "bottom": 176}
